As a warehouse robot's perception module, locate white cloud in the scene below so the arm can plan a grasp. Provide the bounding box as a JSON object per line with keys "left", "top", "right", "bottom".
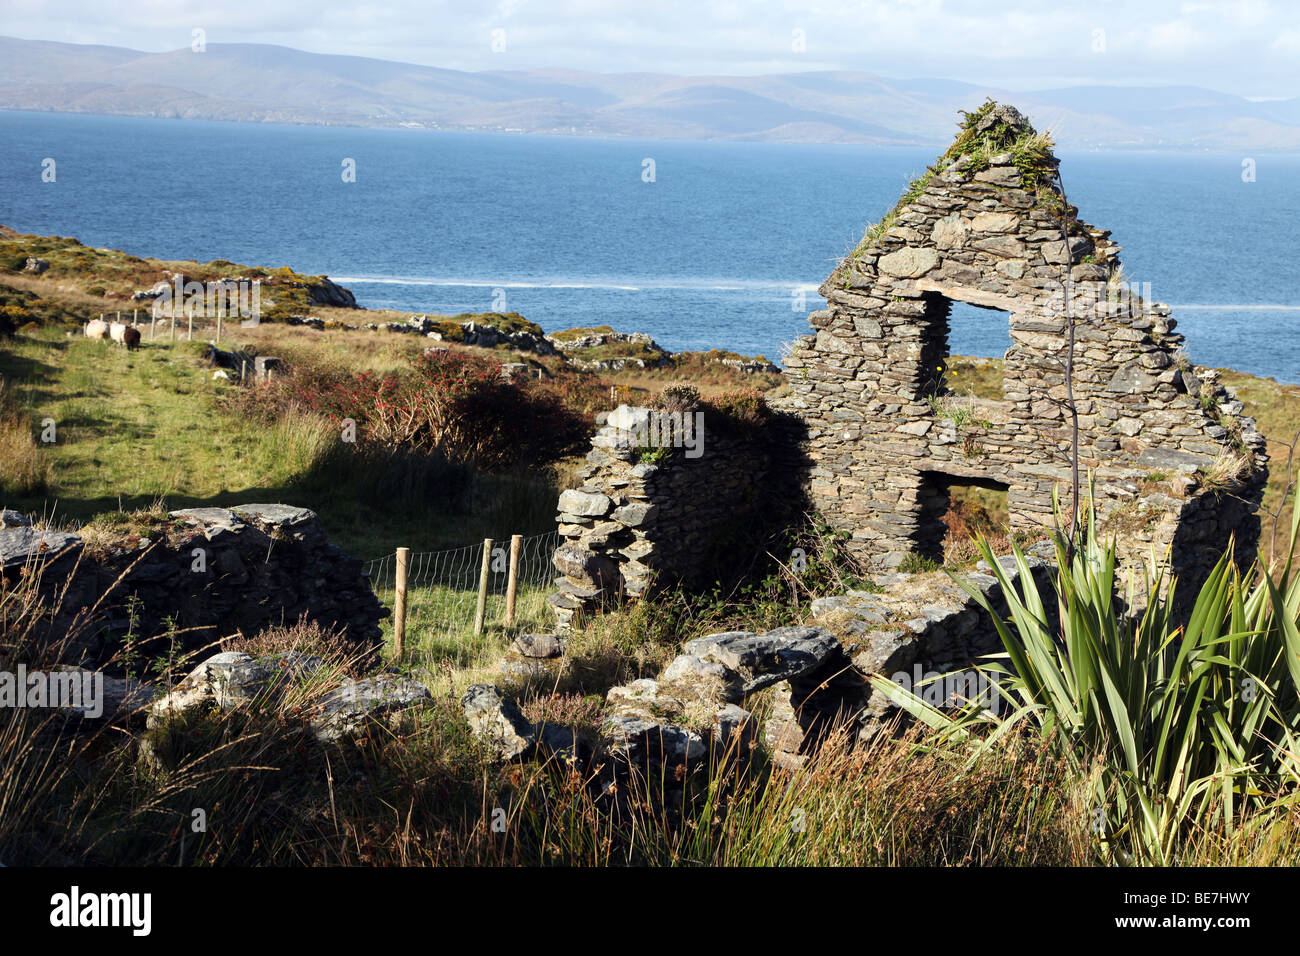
{"left": 1, "top": 0, "right": 1296, "bottom": 95}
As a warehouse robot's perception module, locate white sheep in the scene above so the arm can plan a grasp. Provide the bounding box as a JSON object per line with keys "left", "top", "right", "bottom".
{"left": 84, "top": 319, "right": 109, "bottom": 340}
{"left": 109, "top": 321, "right": 127, "bottom": 344}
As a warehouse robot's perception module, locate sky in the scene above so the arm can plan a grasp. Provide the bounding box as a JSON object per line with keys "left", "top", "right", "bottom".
{"left": 2, "top": 0, "right": 1297, "bottom": 97}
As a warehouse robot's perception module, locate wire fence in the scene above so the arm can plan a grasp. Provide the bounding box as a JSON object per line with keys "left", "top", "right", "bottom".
{"left": 362, "top": 531, "right": 560, "bottom": 666}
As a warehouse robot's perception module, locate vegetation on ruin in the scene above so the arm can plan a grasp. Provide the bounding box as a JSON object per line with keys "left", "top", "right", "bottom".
{"left": 836, "top": 99, "right": 1065, "bottom": 287}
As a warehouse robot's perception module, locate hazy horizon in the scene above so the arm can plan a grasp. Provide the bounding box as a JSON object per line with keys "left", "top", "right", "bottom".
{"left": 3, "top": 0, "right": 1297, "bottom": 98}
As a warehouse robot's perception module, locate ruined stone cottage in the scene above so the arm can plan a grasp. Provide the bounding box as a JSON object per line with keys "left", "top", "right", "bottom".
{"left": 783, "top": 101, "right": 1268, "bottom": 589}
{"left": 550, "top": 102, "right": 1269, "bottom": 625}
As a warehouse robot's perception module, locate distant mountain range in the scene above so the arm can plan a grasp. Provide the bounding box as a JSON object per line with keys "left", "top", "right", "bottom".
{"left": 3, "top": 35, "right": 1299, "bottom": 150}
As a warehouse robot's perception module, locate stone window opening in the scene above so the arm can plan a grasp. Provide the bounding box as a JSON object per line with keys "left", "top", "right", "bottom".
{"left": 917, "top": 471, "right": 1011, "bottom": 566}
{"left": 920, "top": 292, "right": 1013, "bottom": 408}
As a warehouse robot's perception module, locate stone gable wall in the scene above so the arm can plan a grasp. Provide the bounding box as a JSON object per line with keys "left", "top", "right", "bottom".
{"left": 782, "top": 112, "right": 1268, "bottom": 590}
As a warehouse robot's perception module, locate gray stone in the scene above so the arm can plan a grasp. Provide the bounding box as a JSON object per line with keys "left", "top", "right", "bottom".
{"left": 310, "top": 676, "right": 431, "bottom": 743}
{"left": 661, "top": 654, "right": 743, "bottom": 703}
{"left": 973, "top": 166, "right": 1021, "bottom": 187}
{"left": 682, "top": 626, "right": 841, "bottom": 694}
{"left": 1135, "top": 447, "right": 1216, "bottom": 474}
{"left": 230, "top": 503, "right": 317, "bottom": 527}
{"left": 849, "top": 629, "right": 918, "bottom": 674}
{"left": 1107, "top": 364, "right": 1159, "bottom": 394}
{"left": 148, "top": 650, "right": 324, "bottom": 727}
{"left": 878, "top": 247, "right": 940, "bottom": 278}
{"left": 603, "top": 714, "right": 705, "bottom": 765}
{"left": 552, "top": 545, "right": 619, "bottom": 589}
{"left": 931, "top": 214, "right": 970, "bottom": 250}
{"left": 513, "top": 633, "right": 565, "bottom": 659}
{"left": 611, "top": 501, "right": 655, "bottom": 525}
{"left": 557, "top": 489, "right": 612, "bottom": 517}
{"left": 971, "top": 212, "right": 1018, "bottom": 233}
{"left": 461, "top": 684, "right": 535, "bottom": 759}
{"left": 0, "top": 526, "right": 81, "bottom": 569}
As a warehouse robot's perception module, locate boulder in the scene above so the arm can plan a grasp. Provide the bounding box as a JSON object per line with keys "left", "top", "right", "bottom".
{"left": 308, "top": 676, "right": 431, "bottom": 742}
{"left": 682, "top": 626, "right": 841, "bottom": 694}
{"left": 461, "top": 684, "right": 535, "bottom": 759}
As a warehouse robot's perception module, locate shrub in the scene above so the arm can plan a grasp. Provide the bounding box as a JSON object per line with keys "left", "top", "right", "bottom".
{"left": 653, "top": 381, "right": 700, "bottom": 413}
{"left": 879, "top": 492, "right": 1300, "bottom": 865}
{"left": 291, "top": 349, "right": 593, "bottom": 470}
{"left": 705, "top": 388, "right": 772, "bottom": 438}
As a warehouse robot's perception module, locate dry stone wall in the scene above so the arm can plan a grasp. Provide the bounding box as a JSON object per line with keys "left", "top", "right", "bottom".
{"left": 782, "top": 103, "right": 1268, "bottom": 591}
{"left": 0, "top": 504, "right": 386, "bottom": 671}
{"left": 548, "top": 404, "right": 803, "bottom": 628}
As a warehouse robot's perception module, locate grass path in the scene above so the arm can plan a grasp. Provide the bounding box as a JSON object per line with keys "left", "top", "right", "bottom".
{"left": 0, "top": 329, "right": 559, "bottom": 557}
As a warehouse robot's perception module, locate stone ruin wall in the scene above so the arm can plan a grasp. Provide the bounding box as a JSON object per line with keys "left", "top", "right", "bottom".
{"left": 548, "top": 105, "right": 1268, "bottom": 639}
{"left": 782, "top": 112, "right": 1268, "bottom": 592}
{"left": 548, "top": 405, "right": 802, "bottom": 628}
{"left": 1, "top": 504, "right": 387, "bottom": 670}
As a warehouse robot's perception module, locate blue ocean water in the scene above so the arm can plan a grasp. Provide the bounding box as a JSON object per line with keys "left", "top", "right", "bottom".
{"left": 1, "top": 109, "right": 1296, "bottom": 383}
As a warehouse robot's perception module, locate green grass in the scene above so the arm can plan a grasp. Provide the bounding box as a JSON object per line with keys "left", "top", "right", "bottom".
{"left": 548, "top": 325, "right": 616, "bottom": 343}
{"left": 0, "top": 230, "right": 343, "bottom": 312}
{"left": 0, "top": 328, "right": 562, "bottom": 557}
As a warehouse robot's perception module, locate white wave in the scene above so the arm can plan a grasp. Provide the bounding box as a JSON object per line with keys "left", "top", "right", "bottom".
{"left": 332, "top": 275, "right": 822, "bottom": 293}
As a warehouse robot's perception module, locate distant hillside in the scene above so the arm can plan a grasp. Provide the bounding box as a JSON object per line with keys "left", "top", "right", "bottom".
{"left": 2, "top": 35, "right": 1299, "bottom": 150}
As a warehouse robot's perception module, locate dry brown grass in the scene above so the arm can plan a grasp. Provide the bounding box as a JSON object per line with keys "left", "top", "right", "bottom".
{"left": 0, "top": 379, "right": 49, "bottom": 496}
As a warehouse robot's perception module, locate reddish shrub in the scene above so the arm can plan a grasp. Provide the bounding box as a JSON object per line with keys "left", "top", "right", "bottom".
{"left": 293, "top": 349, "right": 593, "bottom": 469}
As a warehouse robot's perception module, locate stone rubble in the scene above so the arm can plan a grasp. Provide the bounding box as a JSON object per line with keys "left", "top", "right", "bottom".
{"left": 0, "top": 504, "right": 387, "bottom": 670}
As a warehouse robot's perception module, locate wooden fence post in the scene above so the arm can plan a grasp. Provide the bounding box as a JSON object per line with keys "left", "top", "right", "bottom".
{"left": 393, "top": 547, "right": 410, "bottom": 660}
{"left": 473, "top": 538, "right": 493, "bottom": 635}
{"left": 150, "top": 312, "right": 156, "bottom": 341}
{"left": 187, "top": 309, "right": 194, "bottom": 341}
{"left": 504, "top": 534, "right": 522, "bottom": 626}
{"left": 216, "top": 313, "right": 223, "bottom": 344}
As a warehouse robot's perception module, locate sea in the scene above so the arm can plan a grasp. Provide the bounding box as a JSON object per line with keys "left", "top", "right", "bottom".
{"left": 1, "top": 109, "right": 1296, "bottom": 383}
